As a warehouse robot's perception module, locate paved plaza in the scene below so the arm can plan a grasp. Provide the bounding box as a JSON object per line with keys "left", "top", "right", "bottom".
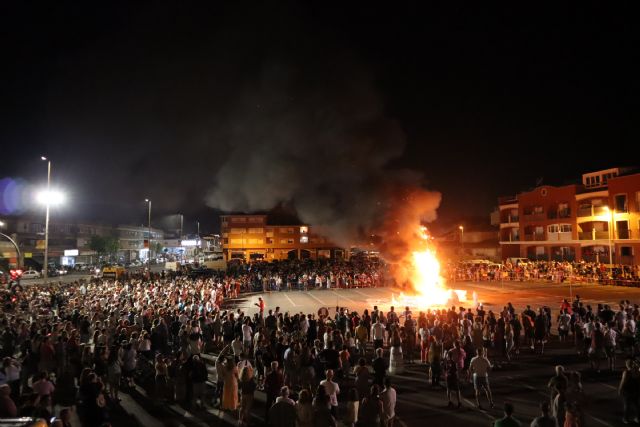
{"left": 105, "top": 280, "right": 637, "bottom": 427}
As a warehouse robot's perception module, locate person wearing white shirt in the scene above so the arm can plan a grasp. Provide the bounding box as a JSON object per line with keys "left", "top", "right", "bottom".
{"left": 242, "top": 321, "right": 253, "bottom": 353}
{"left": 320, "top": 369, "right": 340, "bottom": 418}
{"left": 275, "top": 386, "right": 295, "bottom": 405}
{"left": 381, "top": 377, "right": 397, "bottom": 427}
{"left": 372, "top": 320, "right": 386, "bottom": 350}
{"left": 469, "top": 348, "right": 494, "bottom": 409}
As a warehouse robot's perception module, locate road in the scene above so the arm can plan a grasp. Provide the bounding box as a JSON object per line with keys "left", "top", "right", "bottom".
{"left": 103, "top": 280, "right": 632, "bottom": 426}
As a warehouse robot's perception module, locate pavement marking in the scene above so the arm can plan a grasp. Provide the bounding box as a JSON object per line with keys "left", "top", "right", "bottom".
{"left": 588, "top": 415, "right": 613, "bottom": 426}
{"left": 598, "top": 382, "right": 618, "bottom": 391}
{"left": 461, "top": 398, "right": 495, "bottom": 420}
{"left": 283, "top": 292, "right": 298, "bottom": 307}
{"left": 306, "top": 291, "right": 327, "bottom": 306}
{"left": 330, "top": 289, "right": 358, "bottom": 304}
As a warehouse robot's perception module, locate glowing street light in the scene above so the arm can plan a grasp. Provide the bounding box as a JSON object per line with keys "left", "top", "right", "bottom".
{"left": 36, "top": 190, "right": 65, "bottom": 205}
{"left": 459, "top": 225, "right": 464, "bottom": 253}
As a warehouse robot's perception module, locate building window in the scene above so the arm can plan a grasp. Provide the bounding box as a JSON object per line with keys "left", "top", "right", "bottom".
{"left": 300, "top": 236, "right": 309, "bottom": 243}
{"left": 266, "top": 238, "right": 274, "bottom": 244}
{"left": 248, "top": 228, "right": 264, "bottom": 234}
{"left": 548, "top": 225, "right": 559, "bottom": 233}
{"left": 232, "top": 217, "right": 247, "bottom": 223}
{"left": 615, "top": 194, "right": 628, "bottom": 212}
{"left": 300, "top": 226, "right": 308, "bottom": 234}
{"left": 280, "top": 228, "right": 294, "bottom": 234}
{"left": 621, "top": 246, "right": 633, "bottom": 257}
{"left": 248, "top": 217, "right": 263, "bottom": 223}
{"left": 230, "top": 228, "right": 246, "bottom": 234}
{"left": 560, "top": 224, "right": 572, "bottom": 233}
{"left": 280, "top": 239, "right": 289, "bottom": 244}
{"left": 230, "top": 238, "right": 243, "bottom": 244}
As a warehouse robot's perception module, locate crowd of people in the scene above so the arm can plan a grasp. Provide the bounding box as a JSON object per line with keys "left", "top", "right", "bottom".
{"left": 0, "top": 256, "right": 639, "bottom": 426}
{"left": 446, "top": 260, "right": 640, "bottom": 284}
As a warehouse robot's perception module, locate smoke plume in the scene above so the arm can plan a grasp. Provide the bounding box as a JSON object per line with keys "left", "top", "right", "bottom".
{"left": 205, "top": 60, "right": 441, "bottom": 257}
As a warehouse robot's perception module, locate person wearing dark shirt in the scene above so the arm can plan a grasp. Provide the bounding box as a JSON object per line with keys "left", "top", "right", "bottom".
{"left": 320, "top": 342, "right": 340, "bottom": 372}
{"left": 372, "top": 348, "right": 388, "bottom": 387}
{"left": 264, "top": 361, "right": 284, "bottom": 423}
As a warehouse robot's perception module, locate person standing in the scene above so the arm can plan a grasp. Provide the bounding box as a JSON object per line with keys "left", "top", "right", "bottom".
{"left": 372, "top": 318, "right": 386, "bottom": 351}
{"left": 381, "top": 377, "right": 397, "bottom": 427}
{"left": 320, "top": 369, "right": 340, "bottom": 418}
{"left": 493, "top": 402, "right": 521, "bottom": 427}
{"left": 618, "top": 359, "right": 640, "bottom": 424}
{"left": 221, "top": 357, "right": 239, "bottom": 413}
{"left": 469, "top": 348, "right": 495, "bottom": 409}
{"left": 264, "top": 361, "right": 284, "bottom": 423}
{"left": 530, "top": 401, "right": 557, "bottom": 427}
{"left": 444, "top": 351, "right": 461, "bottom": 409}
{"left": 372, "top": 348, "right": 388, "bottom": 387}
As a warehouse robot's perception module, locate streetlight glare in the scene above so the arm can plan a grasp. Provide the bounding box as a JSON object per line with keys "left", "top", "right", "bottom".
{"left": 145, "top": 198, "right": 150, "bottom": 202}
{"left": 36, "top": 190, "right": 65, "bottom": 205}
{"left": 41, "top": 156, "right": 47, "bottom": 161}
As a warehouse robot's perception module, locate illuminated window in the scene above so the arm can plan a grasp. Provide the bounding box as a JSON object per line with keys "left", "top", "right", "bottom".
{"left": 300, "top": 226, "right": 308, "bottom": 234}
{"left": 300, "top": 236, "right": 309, "bottom": 243}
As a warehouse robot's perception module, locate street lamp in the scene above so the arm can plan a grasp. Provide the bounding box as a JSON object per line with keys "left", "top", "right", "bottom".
{"left": 603, "top": 206, "right": 614, "bottom": 267}
{"left": 38, "top": 156, "right": 65, "bottom": 280}
{"left": 145, "top": 199, "right": 152, "bottom": 268}
{"left": 459, "top": 225, "right": 464, "bottom": 253}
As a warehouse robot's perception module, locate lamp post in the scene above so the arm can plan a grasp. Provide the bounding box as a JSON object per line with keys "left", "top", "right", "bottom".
{"left": 459, "top": 225, "right": 464, "bottom": 254}
{"left": 145, "top": 199, "right": 152, "bottom": 269}
{"left": 42, "top": 157, "right": 50, "bottom": 280}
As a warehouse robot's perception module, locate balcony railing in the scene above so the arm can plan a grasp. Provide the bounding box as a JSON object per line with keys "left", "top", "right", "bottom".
{"left": 522, "top": 213, "right": 546, "bottom": 221}
{"left": 617, "top": 229, "right": 632, "bottom": 239}
{"left": 577, "top": 206, "right": 609, "bottom": 217}
{"left": 500, "top": 234, "right": 520, "bottom": 242}
{"left": 499, "top": 196, "right": 518, "bottom": 205}
{"left": 501, "top": 215, "right": 519, "bottom": 224}
{"left": 524, "top": 233, "right": 546, "bottom": 241}
{"left": 578, "top": 231, "right": 610, "bottom": 240}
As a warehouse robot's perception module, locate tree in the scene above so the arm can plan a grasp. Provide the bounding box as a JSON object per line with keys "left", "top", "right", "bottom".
{"left": 89, "top": 235, "right": 120, "bottom": 261}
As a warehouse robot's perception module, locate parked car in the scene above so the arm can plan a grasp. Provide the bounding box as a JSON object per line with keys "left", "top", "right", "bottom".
{"left": 21, "top": 270, "right": 41, "bottom": 280}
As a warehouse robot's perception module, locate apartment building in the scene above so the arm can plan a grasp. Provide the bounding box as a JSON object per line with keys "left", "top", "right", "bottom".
{"left": 220, "top": 214, "right": 344, "bottom": 261}
{"left": 498, "top": 167, "right": 640, "bottom": 264}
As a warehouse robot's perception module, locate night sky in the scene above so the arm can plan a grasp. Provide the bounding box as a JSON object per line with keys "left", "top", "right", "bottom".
{"left": 1, "top": 2, "right": 638, "bottom": 234}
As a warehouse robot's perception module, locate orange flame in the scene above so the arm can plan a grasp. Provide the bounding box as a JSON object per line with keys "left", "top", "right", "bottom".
{"left": 391, "top": 228, "right": 467, "bottom": 309}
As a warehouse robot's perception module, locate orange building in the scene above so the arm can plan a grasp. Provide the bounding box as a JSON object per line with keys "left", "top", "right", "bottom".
{"left": 220, "top": 214, "right": 346, "bottom": 262}
{"left": 499, "top": 167, "right": 640, "bottom": 264}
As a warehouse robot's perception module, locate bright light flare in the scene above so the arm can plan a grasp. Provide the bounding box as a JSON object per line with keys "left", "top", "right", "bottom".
{"left": 36, "top": 190, "right": 65, "bottom": 205}
{"left": 406, "top": 249, "right": 466, "bottom": 307}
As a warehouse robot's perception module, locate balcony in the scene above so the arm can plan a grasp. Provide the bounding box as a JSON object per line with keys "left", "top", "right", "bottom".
{"left": 500, "top": 234, "right": 520, "bottom": 242}
{"left": 500, "top": 215, "right": 519, "bottom": 226}
{"left": 547, "top": 208, "right": 571, "bottom": 219}
{"left": 577, "top": 206, "right": 608, "bottom": 217}
{"left": 522, "top": 213, "right": 546, "bottom": 221}
{"left": 499, "top": 196, "right": 518, "bottom": 205}
{"left": 617, "top": 229, "right": 633, "bottom": 239}
{"left": 524, "top": 233, "right": 546, "bottom": 241}
{"left": 578, "top": 231, "right": 610, "bottom": 240}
